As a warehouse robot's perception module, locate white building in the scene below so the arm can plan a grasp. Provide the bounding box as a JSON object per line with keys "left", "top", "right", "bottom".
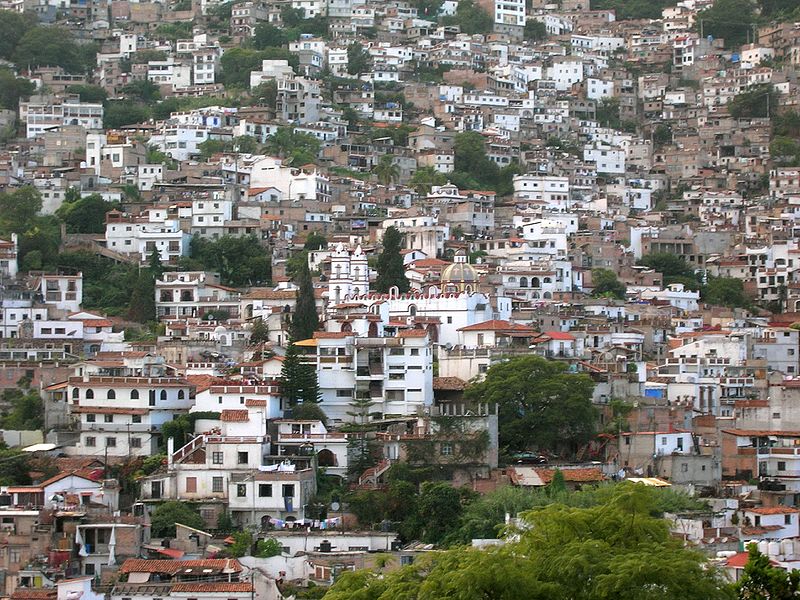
{"left": 20, "top": 95, "right": 103, "bottom": 138}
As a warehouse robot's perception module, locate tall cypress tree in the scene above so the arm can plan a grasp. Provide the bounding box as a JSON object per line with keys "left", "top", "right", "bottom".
{"left": 128, "top": 272, "right": 155, "bottom": 323}
{"left": 280, "top": 341, "right": 321, "bottom": 407}
{"left": 291, "top": 258, "right": 319, "bottom": 340}
{"left": 375, "top": 226, "right": 409, "bottom": 293}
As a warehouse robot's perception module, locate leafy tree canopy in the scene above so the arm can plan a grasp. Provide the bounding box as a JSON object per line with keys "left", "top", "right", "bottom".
{"left": 184, "top": 235, "right": 271, "bottom": 287}
{"left": 592, "top": 268, "right": 627, "bottom": 299}
{"left": 56, "top": 193, "right": 119, "bottom": 234}
{"left": 638, "top": 252, "right": 700, "bottom": 288}
{"left": 327, "top": 483, "right": 733, "bottom": 600}
{"left": 465, "top": 356, "right": 597, "bottom": 456}
{"left": 442, "top": 0, "right": 492, "bottom": 34}
{"left": 695, "top": 0, "right": 757, "bottom": 49}
{"left": 150, "top": 501, "right": 206, "bottom": 537}
{"left": 13, "top": 26, "right": 88, "bottom": 74}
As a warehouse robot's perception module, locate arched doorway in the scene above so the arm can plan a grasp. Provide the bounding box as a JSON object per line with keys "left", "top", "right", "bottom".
{"left": 426, "top": 324, "right": 439, "bottom": 343}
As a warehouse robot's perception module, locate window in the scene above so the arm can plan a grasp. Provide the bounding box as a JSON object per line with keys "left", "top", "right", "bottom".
{"left": 104, "top": 414, "right": 114, "bottom": 423}
{"left": 106, "top": 437, "right": 116, "bottom": 447}
{"left": 410, "top": 348, "right": 420, "bottom": 356}
{"left": 755, "top": 516, "right": 761, "bottom": 526}
{"left": 160, "top": 390, "right": 167, "bottom": 401}
{"left": 212, "top": 477, "right": 224, "bottom": 493}
{"left": 178, "top": 389, "right": 185, "bottom": 399}
{"left": 786, "top": 515, "right": 793, "bottom": 525}
{"left": 441, "top": 442, "right": 453, "bottom": 456}
{"left": 779, "top": 461, "right": 787, "bottom": 471}
{"left": 85, "top": 436, "right": 96, "bottom": 447}
{"left": 86, "top": 389, "right": 94, "bottom": 399}
{"left": 149, "top": 390, "right": 156, "bottom": 406}
{"left": 86, "top": 414, "right": 96, "bottom": 423}
{"left": 259, "top": 484, "right": 273, "bottom": 497}
{"left": 131, "top": 390, "right": 139, "bottom": 400}
{"left": 185, "top": 477, "right": 197, "bottom": 493}
{"left": 132, "top": 414, "right": 142, "bottom": 423}
{"left": 131, "top": 437, "right": 142, "bottom": 448}
{"left": 661, "top": 437, "right": 667, "bottom": 446}
{"left": 238, "top": 451, "right": 248, "bottom": 464}
{"left": 237, "top": 484, "right": 247, "bottom": 497}
{"left": 336, "top": 389, "right": 352, "bottom": 398}
{"left": 210, "top": 451, "right": 224, "bottom": 464}
{"left": 282, "top": 484, "right": 294, "bottom": 498}
{"left": 107, "top": 390, "right": 116, "bottom": 400}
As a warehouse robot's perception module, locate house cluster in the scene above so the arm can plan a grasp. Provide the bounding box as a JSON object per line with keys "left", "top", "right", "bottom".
{"left": 4, "top": 0, "right": 800, "bottom": 594}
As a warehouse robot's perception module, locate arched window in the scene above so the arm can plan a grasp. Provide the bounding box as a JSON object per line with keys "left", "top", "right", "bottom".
{"left": 543, "top": 277, "right": 552, "bottom": 284}
{"left": 85, "top": 389, "right": 94, "bottom": 399}
{"left": 519, "top": 277, "right": 528, "bottom": 288}
{"left": 543, "top": 292, "right": 552, "bottom": 299}
{"left": 341, "top": 322, "right": 352, "bottom": 333}
{"left": 131, "top": 390, "right": 139, "bottom": 400}
{"left": 107, "top": 390, "right": 116, "bottom": 400}
{"left": 178, "top": 390, "right": 185, "bottom": 399}
{"left": 409, "top": 305, "right": 417, "bottom": 316}
{"left": 531, "top": 277, "right": 541, "bottom": 288}
{"left": 317, "top": 449, "right": 336, "bottom": 467}
{"left": 72, "top": 388, "right": 79, "bottom": 399}
{"left": 508, "top": 276, "right": 517, "bottom": 283}
{"left": 160, "top": 390, "right": 167, "bottom": 401}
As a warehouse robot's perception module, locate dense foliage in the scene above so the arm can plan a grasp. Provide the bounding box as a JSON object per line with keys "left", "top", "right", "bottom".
{"left": 374, "top": 226, "right": 409, "bottom": 293}
{"left": 181, "top": 235, "right": 271, "bottom": 287}
{"left": 465, "top": 356, "right": 597, "bottom": 457}
{"left": 327, "top": 483, "right": 733, "bottom": 599}
{"left": 150, "top": 501, "right": 206, "bottom": 537}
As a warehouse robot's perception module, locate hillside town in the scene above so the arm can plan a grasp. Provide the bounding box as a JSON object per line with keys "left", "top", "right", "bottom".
{"left": 2, "top": 0, "right": 800, "bottom": 596}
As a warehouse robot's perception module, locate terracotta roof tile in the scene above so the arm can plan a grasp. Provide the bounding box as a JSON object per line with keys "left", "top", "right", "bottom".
{"left": 458, "top": 319, "right": 536, "bottom": 332}
{"left": 220, "top": 409, "right": 249, "bottom": 422}
{"left": 433, "top": 377, "right": 467, "bottom": 391}
{"left": 534, "top": 468, "right": 605, "bottom": 484}
{"left": 172, "top": 583, "right": 254, "bottom": 593}
{"left": 120, "top": 559, "right": 243, "bottom": 575}
{"left": 746, "top": 506, "right": 800, "bottom": 515}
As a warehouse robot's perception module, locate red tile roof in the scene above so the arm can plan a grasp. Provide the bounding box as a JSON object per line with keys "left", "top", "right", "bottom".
{"left": 458, "top": 319, "right": 535, "bottom": 332}
{"left": 746, "top": 506, "right": 800, "bottom": 515}
{"left": 220, "top": 409, "right": 249, "bottom": 422}
{"left": 11, "top": 590, "right": 57, "bottom": 600}
{"left": 534, "top": 468, "right": 605, "bottom": 484}
{"left": 433, "top": 377, "right": 467, "bottom": 391}
{"left": 540, "top": 331, "right": 576, "bottom": 341}
{"left": 172, "top": 583, "right": 254, "bottom": 593}
{"left": 397, "top": 329, "right": 427, "bottom": 338}
{"left": 120, "top": 559, "right": 243, "bottom": 575}
{"left": 313, "top": 331, "right": 351, "bottom": 338}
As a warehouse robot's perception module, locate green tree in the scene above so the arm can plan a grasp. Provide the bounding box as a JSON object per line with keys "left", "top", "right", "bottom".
{"left": 217, "top": 511, "right": 235, "bottom": 534}
{"left": 374, "top": 226, "right": 409, "bottom": 293}
{"left": 0, "top": 10, "right": 36, "bottom": 60}
{"left": 249, "top": 318, "right": 269, "bottom": 345}
{"left": 465, "top": 356, "right": 597, "bottom": 456}
{"left": 0, "top": 186, "right": 42, "bottom": 234}
{"left": 638, "top": 252, "right": 699, "bottom": 288}
{"left": 256, "top": 538, "right": 283, "bottom": 558}
{"left": 326, "top": 484, "right": 733, "bottom": 599}
{"left": 104, "top": 101, "right": 151, "bottom": 129}
{"left": 120, "top": 80, "right": 161, "bottom": 104}
{"left": 253, "top": 23, "right": 290, "bottom": 48}
{"left": 220, "top": 48, "right": 298, "bottom": 88}
{"left": 13, "top": 26, "right": 88, "bottom": 73}
{"left": 303, "top": 232, "right": 327, "bottom": 251}
{"left": 410, "top": 166, "right": 447, "bottom": 195}
{"left": 187, "top": 235, "right": 271, "bottom": 286}
{"left": 66, "top": 84, "right": 108, "bottom": 104}
{"left": 412, "top": 482, "right": 474, "bottom": 544}
{"left": 524, "top": 20, "right": 547, "bottom": 42}
{"left": 128, "top": 272, "right": 156, "bottom": 323}
{"left": 265, "top": 127, "right": 322, "bottom": 166}
{"left": 251, "top": 80, "right": 278, "bottom": 108}
{"left": 289, "top": 401, "right": 327, "bottom": 424}
{"left": 148, "top": 247, "right": 164, "bottom": 279}
{"left": 372, "top": 155, "right": 400, "bottom": 186}
{"left": 444, "top": 0, "right": 492, "bottom": 34}
{"left": 291, "top": 259, "right": 319, "bottom": 340}
{"left": 703, "top": 277, "right": 751, "bottom": 309}
{"left": 596, "top": 98, "right": 622, "bottom": 129}
{"left": 227, "top": 531, "right": 254, "bottom": 557}
{"left": 737, "top": 543, "right": 800, "bottom": 599}
{"left": 0, "top": 444, "right": 33, "bottom": 486}
{"left": 453, "top": 131, "right": 500, "bottom": 190}
{"left": 280, "top": 342, "right": 321, "bottom": 405}
{"left": 56, "top": 194, "right": 118, "bottom": 234}
{"left": 0, "top": 68, "right": 35, "bottom": 111}
{"left": 729, "top": 85, "right": 779, "bottom": 119}
{"left": 0, "top": 386, "right": 44, "bottom": 430}
{"left": 347, "top": 42, "right": 372, "bottom": 76}
{"left": 695, "top": 0, "right": 757, "bottom": 49}
{"left": 592, "top": 268, "right": 626, "bottom": 299}
{"left": 150, "top": 501, "right": 206, "bottom": 537}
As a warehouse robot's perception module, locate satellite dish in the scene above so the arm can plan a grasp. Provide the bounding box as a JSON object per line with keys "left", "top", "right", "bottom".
{"left": 330, "top": 501, "right": 341, "bottom": 511}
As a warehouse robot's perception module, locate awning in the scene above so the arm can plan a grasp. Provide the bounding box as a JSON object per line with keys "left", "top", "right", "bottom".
{"left": 294, "top": 338, "right": 317, "bottom": 347}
